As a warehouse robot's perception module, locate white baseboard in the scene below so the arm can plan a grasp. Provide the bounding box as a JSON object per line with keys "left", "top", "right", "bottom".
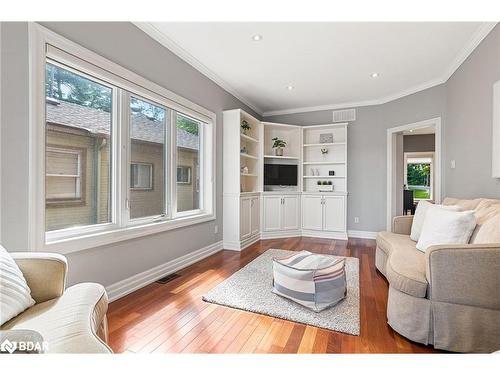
{"left": 223, "top": 232, "right": 260, "bottom": 251}
{"left": 106, "top": 240, "right": 223, "bottom": 302}
{"left": 347, "top": 230, "right": 378, "bottom": 239}
{"left": 260, "top": 230, "right": 302, "bottom": 239}
{"left": 302, "top": 229, "right": 348, "bottom": 240}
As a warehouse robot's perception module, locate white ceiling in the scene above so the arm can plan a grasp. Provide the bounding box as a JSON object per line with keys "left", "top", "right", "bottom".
{"left": 136, "top": 22, "right": 496, "bottom": 116}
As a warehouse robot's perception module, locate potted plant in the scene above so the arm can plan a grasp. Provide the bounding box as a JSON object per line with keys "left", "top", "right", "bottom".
{"left": 241, "top": 120, "right": 251, "bottom": 135}
{"left": 272, "top": 137, "right": 287, "bottom": 156}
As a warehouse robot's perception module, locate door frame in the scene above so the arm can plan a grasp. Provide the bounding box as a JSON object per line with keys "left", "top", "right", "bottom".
{"left": 386, "top": 117, "right": 442, "bottom": 230}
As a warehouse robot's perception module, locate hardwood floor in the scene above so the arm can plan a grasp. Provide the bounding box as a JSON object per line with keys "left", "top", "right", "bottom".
{"left": 107, "top": 237, "right": 438, "bottom": 353}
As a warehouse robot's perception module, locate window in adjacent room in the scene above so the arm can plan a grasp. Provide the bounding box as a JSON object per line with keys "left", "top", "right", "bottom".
{"left": 130, "top": 163, "right": 153, "bottom": 190}
{"left": 177, "top": 166, "right": 191, "bottom": 184}
{"left": 46, "top": 147, "right": 84, "bottom": 201}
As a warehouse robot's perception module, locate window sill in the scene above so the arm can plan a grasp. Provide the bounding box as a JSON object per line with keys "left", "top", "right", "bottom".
{"left": 43, "top": 212, "right": 215, "bottom": 255}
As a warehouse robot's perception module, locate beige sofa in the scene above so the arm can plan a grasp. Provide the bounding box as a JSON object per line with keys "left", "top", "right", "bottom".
{"left": 376, "top": 198, "right": 500, "bottom": 353}
{"left": 0, "top": 252, "right": 112, "bottom": 353}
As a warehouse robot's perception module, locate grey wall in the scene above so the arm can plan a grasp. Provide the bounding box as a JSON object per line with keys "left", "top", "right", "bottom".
{"left": 0, "top": 22, "right": 259, "bottom": 287}
{"left": 445, "top": 24, "right": 500, "bottom": 198}
{"left": 1, "top": 22, "right": 499, "bottom": 288}
{"left": 264, "top": 84, "right": 447, "bottom": 232}
{"left": 403, "top": 134, "right": 435, "bottom": 152}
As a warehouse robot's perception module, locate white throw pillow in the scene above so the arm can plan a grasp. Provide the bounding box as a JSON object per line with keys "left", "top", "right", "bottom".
{"left": 410, "top": 201, "right": 461, "bottom": 241}
{"left": 416, "top": 206, "right": 477, "bottom": 252}
{"left": 0, "top": 245, "right": 36, "bottom": 325}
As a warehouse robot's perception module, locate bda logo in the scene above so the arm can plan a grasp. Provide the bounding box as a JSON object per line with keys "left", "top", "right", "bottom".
{"left": 0, "top": 339, "right": 17, "bottom": 354}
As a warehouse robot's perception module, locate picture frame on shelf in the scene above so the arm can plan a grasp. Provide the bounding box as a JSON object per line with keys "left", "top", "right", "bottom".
{"left": 319, "top": 133, "right": 334, "bottom": 143}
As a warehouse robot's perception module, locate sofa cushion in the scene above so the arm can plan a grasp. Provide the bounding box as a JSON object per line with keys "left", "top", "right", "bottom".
{"left": 0, "top": 245, "right": 36, "bottom": 325}
{"left": 1, "top": 282, "right": 111, "bottom": 353}
{"left": 416, "top": 206, "right": 477, "bottom": 252}
{"left": 377, "top": 231, "right": 428, "bottom": 298}
{"left": 410, "top": 201, "right": 461, "bottom": 242}
{"left": 442, "top": 197, "right": 482, "bottom": 211}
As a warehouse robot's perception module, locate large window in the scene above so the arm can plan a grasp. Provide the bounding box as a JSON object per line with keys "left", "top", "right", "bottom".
{"left": 38, "top": 34, "right": 215, "bottom": 251}
{"left": 45, "top": 63, "right": 112, "bottom": 232}
{"left": 176, "top": 114, "right": 201, "bottom": 213}
{"left": 129, "top": 96, "right": 167, "bottom": 220}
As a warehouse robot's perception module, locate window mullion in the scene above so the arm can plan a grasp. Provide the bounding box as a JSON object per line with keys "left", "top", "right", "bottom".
{"left": 117, "top": 89, "right": 131, "bottom": 228}
{"left": 169, "top": 110, "right": 177, "bottom": 218}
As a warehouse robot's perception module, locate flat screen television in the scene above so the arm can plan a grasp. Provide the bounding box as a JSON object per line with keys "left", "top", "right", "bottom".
{"left": 264, "top": 164, "right": 298, "bottom": 186}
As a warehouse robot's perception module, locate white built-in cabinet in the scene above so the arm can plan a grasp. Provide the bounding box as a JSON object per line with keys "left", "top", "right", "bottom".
{"left": 240, "top": 195, "right": 260, "bottom": 239}
{"left": 262, "top": 194, "right": 300, "bottom": 233}
{"left": 302, "top": 195, "right": 346, "bottom": 234}
{"left": 223, "top": 109, "right": 349, "bottom": 251}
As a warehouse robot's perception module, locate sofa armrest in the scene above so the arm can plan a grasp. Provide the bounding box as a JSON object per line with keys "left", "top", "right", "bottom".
{"left": 11, "top": 252, "right": 67, "bottom": 304}
{"left": 392, "top": 215, "right": 413, "bottom": 235}
{"left": 426, "top": 244, "right": 500, "bottom": 310}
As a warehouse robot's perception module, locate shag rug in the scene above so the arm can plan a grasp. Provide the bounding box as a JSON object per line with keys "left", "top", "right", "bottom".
{"left": 202, "top": 249, "right": 360, "bottom": 335}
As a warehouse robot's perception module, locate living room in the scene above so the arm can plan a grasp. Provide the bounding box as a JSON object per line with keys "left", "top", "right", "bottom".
{"left": 1, "top": 1, "right": 499, "bottom": 372}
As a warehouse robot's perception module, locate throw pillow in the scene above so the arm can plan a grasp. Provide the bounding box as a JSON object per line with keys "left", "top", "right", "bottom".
{"left": 410, "top": 201, "right": 461, "bottom": 241}
{"left": 416, "top": 206, "right": 477, "bottom": 252}
{"left": 0, "top": 245, "right": 36, "bottom": 325}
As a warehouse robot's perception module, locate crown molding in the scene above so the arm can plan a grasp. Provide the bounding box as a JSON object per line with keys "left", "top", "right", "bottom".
{"left": 136, "top": 22, "right": 497, "bottom": 118}
{"left": 133, "top": 22, "right": 264, "bottom": 116}
{"left": 262, "top": 77, "right": 445, "bottom": 117}
{"left": 442, "top": 22, "right": 497, "bottom": 81}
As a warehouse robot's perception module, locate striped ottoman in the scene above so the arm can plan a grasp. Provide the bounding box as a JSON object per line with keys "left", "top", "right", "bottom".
{"left": 272, "top": 250, "right": 347, "bottom": 312}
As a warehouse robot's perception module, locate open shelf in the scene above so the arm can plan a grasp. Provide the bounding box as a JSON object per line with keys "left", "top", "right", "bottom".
{"left": 303, "top": 142, "right": 346, "bottom": 147}
{"left": 240, "top": 133, "right": 259, "bottom": 143}
{"left": 264, "top": 155, "right": 299, "bottom": 160}
{"left": 240, "top": 173, "right": 258, "bottom": 177}
{"left": 240, "top": 153, "right": 259, "bottom": 160}
{"left": 303, "top": 175, "right": 346, "bottom": 179}
{"left": 303, "top": 161, "right": 346, "bottom": 165}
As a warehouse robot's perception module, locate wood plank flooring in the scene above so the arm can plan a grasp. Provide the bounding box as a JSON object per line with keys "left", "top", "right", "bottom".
{"left": 107, "top": 237, "right": 438, "bottom": 353}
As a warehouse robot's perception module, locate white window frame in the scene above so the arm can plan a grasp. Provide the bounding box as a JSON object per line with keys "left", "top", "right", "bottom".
{"left": 28, "top": 24, "right": 216, "bottom": 254}
{"left": 130, "top": 162, "right": 154, "bottom": 190}
{"left": 46, "top": 147, "right": 83, "bottom": 201}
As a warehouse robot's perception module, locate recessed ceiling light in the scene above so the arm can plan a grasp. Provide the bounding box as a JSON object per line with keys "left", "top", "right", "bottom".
{"left": 371, "top": 72, "right": 379, "bottom": 78}
{"left": 287, "top": 85, "right": 295, "bottom": 91}
{"left": 252, "top": 34, "right": 263, "bottom": 42}
{"left": 409, "top": 129, "right": 414, "bottom": 132}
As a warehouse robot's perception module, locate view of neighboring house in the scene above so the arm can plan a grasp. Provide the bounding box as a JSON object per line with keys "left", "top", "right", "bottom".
{"left": 45, "top": 98, "right": 200, "bottom": 231}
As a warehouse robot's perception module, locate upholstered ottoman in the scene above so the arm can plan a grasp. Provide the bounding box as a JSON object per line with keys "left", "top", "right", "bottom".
{"left": 272, "top": 250, "right": 347, "bottom": 312}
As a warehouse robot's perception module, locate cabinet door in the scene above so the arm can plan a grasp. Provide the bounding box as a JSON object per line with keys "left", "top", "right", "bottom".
{"left": 323, "top": 196, "right": 346, "bottom": 232}
{"left": 282, "top": 195, "right": 300, "bottom": 230}
{"left": 301, "top": 195, "right": 323, "bottom": 231}
{"left": 263, "top": 196, "right": 282, "bottom": 232}
{"left": 240, "top": 198, "right": 252, "bottom": 239}
{"left": 250, "top": 197, "right": 260, "bottom": 235}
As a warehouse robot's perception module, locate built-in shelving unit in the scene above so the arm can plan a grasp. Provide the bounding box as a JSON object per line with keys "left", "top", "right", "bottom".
{"left": 302, "top": 123, "right": 348, "bottom": 193}
{"left": 224, "top": 109, "right": 349, "bottom": 250}
{"left": 262, "top": 122, "right": 301, "bottom": 191}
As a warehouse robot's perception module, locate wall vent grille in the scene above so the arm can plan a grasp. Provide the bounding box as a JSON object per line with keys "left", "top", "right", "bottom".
{"left": 332, "top": 108, "right": 356, "bottom": 122}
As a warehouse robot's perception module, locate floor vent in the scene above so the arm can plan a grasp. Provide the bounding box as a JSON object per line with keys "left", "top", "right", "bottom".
{"left": 156, "top": 273, "right": 180, "bottom": 284}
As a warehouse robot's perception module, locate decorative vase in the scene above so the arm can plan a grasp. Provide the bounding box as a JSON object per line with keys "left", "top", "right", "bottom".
{"left": 275, "top": 147, "right": 283, "bottom": 156}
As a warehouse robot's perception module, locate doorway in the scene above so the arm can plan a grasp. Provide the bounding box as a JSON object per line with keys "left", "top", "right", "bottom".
{"left": 386, "top": 117, "right": 441, "bottom": 230}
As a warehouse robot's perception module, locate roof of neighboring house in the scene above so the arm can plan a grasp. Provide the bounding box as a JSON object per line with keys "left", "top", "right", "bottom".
{"left": 45, "top": 99, "right": 199, "bottom": 150}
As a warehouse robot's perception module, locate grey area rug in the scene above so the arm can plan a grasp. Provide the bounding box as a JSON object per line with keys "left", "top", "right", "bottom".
{"left": 202, "top": 249, "right": 360, "bottom": 335}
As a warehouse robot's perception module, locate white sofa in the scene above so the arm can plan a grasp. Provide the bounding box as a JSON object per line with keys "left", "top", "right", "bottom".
{"left": 0, "top": 252, "right": 112, "bottom": 353}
